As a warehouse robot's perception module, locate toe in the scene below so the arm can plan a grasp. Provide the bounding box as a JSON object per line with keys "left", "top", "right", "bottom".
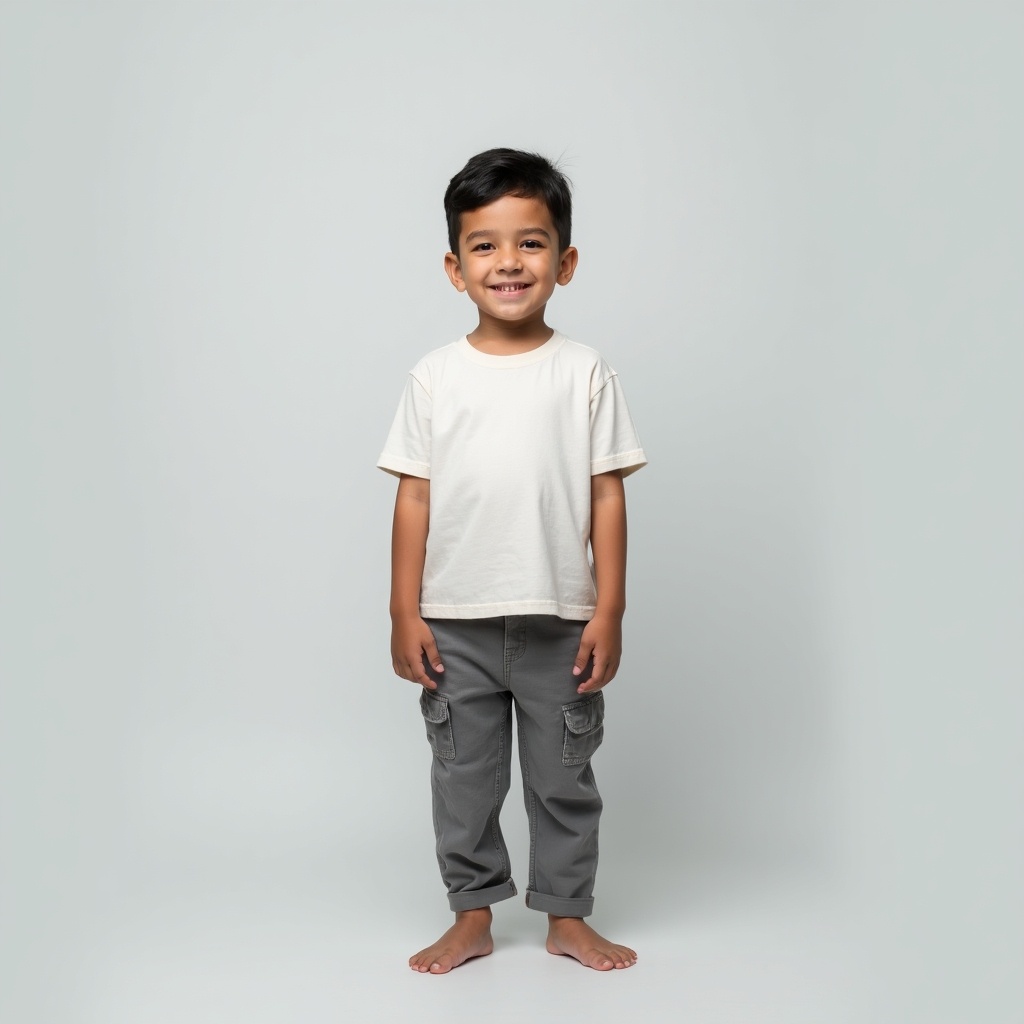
{"left": 613, "top": 945, "right": 636, "bottom": 965}
{"left": 603, "top": 945, "right": 637, "bottom": 969}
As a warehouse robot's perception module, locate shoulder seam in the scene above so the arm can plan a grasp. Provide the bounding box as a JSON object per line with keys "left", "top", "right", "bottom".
{"left": 590, "top": 370, "right": 619, "bottom": 401}
{"left": 409, "top": 370, "right": 432, "bottom": 399}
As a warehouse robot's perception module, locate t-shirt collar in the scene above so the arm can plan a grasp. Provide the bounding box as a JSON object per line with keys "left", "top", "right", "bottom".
{"left": 456, "top": 331, "right": 566, "bottom": 368}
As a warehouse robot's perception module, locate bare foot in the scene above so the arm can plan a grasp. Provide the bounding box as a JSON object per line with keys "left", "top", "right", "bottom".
{"left": 409, "top": 908, "right": 494, "bottom": 974}
{"left": 546, "top": 915, "right": 637, "bottom": 971}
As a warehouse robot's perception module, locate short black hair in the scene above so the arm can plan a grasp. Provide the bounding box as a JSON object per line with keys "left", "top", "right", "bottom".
{"left": 444, "top": 148, "right": 572, "bottom": 255}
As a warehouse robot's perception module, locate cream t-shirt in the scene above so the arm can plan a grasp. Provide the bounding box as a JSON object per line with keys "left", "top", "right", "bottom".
{"left": 377, "top": 331, "right": 646, "bottom": 619}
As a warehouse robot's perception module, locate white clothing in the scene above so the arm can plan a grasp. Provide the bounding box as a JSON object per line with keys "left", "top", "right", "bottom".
{"left": 377, "top": 331, "right": 646, "bottom": 619}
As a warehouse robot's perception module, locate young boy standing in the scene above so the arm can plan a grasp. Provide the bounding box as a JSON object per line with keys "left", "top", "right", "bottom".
{"left": 378, "top": 149, "right": 646, "bottom": 973}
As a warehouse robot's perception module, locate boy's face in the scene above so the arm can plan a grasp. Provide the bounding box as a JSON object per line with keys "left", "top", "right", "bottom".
{"left": 444, "top": 194, "right": 578, "bottom": 328}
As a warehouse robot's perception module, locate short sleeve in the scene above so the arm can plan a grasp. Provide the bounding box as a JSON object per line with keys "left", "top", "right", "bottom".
{"left": 377, "top": 373, "right": 432, "bottom": 479}
{"left": 590, "top": 373, "right": 647, "bottom": 477}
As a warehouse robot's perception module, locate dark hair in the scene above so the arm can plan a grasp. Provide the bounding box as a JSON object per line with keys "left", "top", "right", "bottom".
{"left": 444, "top": 148, "right": 573, "bottom": 255}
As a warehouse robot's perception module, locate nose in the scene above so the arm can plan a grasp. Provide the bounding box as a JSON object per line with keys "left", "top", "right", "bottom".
{"left": 497, "top": 244, "right": 522, "bottom": 272}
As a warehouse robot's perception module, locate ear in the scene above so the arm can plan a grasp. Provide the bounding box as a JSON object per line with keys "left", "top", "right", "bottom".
{"left": 556, "top": 246, "right": 579, "bottom": 286}
{"left": 444, "top": 252, "right": 466, "bottom": 292}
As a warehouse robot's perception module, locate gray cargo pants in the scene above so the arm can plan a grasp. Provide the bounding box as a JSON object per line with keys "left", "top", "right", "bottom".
{"left": 419, "top": 615, "right": 605, "bottom": 918}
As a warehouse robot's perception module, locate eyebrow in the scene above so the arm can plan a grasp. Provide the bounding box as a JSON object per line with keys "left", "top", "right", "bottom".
{"left": 464, "top": 227, "right": 552, "bottom": 242}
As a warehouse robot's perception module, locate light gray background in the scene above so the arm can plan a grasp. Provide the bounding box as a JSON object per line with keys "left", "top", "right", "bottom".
{"left": 2, "top": 2, "right": 1021, "bottom": 1022}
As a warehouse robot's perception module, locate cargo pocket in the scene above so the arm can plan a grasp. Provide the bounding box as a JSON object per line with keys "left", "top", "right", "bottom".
{"left": 561, "top": 692, "right": 605, "bottom": 766}
{"left": 419, "top": 689, "right": 455, "bottom": 760}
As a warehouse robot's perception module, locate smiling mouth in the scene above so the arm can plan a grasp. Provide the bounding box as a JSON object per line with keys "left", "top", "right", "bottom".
{"left": 489, "top": 283, "right": 531, "bottom": 293}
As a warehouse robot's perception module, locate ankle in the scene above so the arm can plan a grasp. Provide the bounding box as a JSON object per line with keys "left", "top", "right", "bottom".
{"left": 455, "top": 906, "right": 492, "bottom": 923}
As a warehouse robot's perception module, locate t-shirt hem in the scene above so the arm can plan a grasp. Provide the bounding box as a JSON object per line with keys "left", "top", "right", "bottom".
{"left": 591, "top": 449, "right": 648, "bottom": 477}
{"left": 420, "top": 600, "right": 595, "bottom": 620}
{"left": 377, "top": 455, "right": 430, "bottom": 479}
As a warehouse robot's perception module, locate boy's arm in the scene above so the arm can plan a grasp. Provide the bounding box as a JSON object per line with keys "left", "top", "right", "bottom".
{"left": 574, "top": 469, "right": 627, "bottom": 693}
{"left": 390, "top": 474, "right": 444, "bottom": 689}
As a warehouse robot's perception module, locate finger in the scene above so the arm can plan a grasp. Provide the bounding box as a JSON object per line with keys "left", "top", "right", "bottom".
{"left": 413, "top": 665, "right": 438, "bottom": 690}
{"left": 572, "top": 637, "right": 595, "bottom": 677}
{"left": 411, "top": 652, "right": 440, "bottom": 690}
{"left": 579, "top": 653, "right": 608, "bottom": 692}
{"left": 395, "top": 653, "right": 435, "bottom": 689}
{"left": 422, "top": 636, "right": 444, "bottom": 673}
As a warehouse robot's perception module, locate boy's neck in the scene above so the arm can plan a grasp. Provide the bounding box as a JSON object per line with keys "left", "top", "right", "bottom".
{"left": 467, "top": 312, "right": 554, "bottom": 356}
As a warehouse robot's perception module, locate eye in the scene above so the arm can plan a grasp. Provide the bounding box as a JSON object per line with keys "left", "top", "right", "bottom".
{"left": 521, "top": 239, "right": 544, "bottom": 249}
{"left": 471, "top": 242, "right": 495, "bottom": 252}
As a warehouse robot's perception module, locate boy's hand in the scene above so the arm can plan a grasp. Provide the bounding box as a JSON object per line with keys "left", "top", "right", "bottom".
{"left": 391, "top": 614, "right": 444, "bottom": 689}
{"left": 573, "top": 613, "right": 622, "bottom": 693}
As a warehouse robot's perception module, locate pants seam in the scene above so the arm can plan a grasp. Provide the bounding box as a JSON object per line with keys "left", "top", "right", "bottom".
{"left": 503, "top": 615, "right": 527, "bottom": 687}
{"left": 490, "top": 700, "right": 509, "bottom": 878}
{"left": 518, "top": 710, "right": 539, "bottom": 893}
{"left": 504, "top": 616, "right": 511, "bottom": 687}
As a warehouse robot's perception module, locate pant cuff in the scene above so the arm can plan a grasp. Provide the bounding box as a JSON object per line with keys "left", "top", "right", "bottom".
{"left": 447, "top": 878, "right": 517, "bottom": 912}
{"left": 524, "top": 889, "right": 594, "bottom": 917}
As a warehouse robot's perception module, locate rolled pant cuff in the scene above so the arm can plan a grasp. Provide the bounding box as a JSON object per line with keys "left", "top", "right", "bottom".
{"left": 447, "top": 879, "right": 517, "bottom": 912}
{"left": 524, "top": 890, "right": 594, "bottom": 917}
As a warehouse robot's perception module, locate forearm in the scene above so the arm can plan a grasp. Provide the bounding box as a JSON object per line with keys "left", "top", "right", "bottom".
{"left": 390, "top": 475, "right": 430, "bottom": 619}
{"left": 388, "top": 475, "right": 443, "bottom": 687}
{"left": 590, "top": 470, "right": 627, "bottom": 618}
{"left": 572, "top": 471, "right": 627, "bottom": 692}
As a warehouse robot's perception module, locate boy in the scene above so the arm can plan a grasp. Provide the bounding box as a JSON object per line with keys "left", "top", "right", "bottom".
{"left": 378, "top": 149, "right": 646, "bottom": 973}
